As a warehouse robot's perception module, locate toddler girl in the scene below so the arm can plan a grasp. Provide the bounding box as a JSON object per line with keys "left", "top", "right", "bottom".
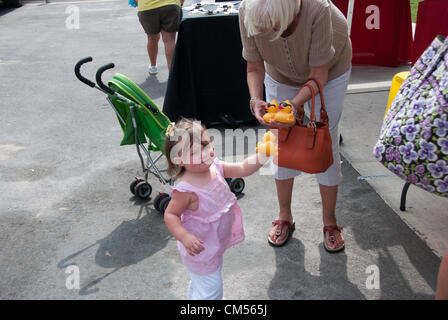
{"left": 163, "top": 118, "right": 269, "bottom": 300}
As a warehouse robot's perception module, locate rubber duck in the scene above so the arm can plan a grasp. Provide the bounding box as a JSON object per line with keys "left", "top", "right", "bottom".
{"left": 256, "top": 141, "right": 278, "bottom": 156}
{"left": 262, "top": 100, "right": 279, "bottom": 123}
{"left": 274, "top": 100, "right": 295, "bottom": 124}
{"left": 262, "top": 131, "right": 276, "bottom": 143}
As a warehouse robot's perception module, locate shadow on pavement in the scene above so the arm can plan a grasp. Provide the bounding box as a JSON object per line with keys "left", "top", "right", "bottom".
{"left": 268, "top": 238, "right": 364, "bottom": 299}
{"left": 339, "top": 157, "right": 440, "bottom": 299}
{"left": 137, "top": 76, "right": 167, "bottom": 103}
{"left": 0, "top": 7, "right": 16, "bottom": 16}
{"left": 267, "top": 157, "right": 440, "bottom": 299}
{"left": 57, "top": 196, "right": 172, "bottom": 296}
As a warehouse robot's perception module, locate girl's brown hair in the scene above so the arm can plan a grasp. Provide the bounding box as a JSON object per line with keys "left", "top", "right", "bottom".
{"left": 164, "top": 118, "right": 207, "bottom": 179}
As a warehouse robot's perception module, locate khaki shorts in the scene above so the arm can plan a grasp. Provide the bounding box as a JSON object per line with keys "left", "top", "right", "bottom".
{"left": 138, "top": 5, "right": 182, "bottom": 34}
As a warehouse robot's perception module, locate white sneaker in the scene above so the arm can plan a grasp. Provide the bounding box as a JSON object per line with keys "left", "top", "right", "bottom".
{"left": 148, "top": 65, "right": 158, "bottom": 75}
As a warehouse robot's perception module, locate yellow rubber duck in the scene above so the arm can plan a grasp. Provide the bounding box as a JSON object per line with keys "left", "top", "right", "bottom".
{"left": 262, "top": 100, "right": 279, "bottom": 123}
{"left": 262, "top": 130, "right": 276, "bottom": 143}
{"left": 256, "top": 131, "right": 278, "bottom": 156}
{"left": 256, "top": 141, "right": 278, "bottom": 156}
{"left": 274, "top": 100, "right": 295, "bottom": 124}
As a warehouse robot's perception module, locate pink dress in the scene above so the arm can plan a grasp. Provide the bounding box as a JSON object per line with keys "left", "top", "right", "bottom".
{"left": 171, "top": 158, "right": 245, "bottom": 275}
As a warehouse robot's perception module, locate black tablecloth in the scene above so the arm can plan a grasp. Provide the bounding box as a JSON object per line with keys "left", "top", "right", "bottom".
{"left": 162, "top": 11, "right": 257, "bottom": 127}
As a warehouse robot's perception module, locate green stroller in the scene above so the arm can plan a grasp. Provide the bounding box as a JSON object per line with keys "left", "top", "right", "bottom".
{"left": 75, "top": 57, "right": 172, "bottom": 213}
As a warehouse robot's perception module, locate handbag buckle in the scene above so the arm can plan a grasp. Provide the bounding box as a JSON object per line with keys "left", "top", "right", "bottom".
{"left": 306, "top": 122, "right": 317, "bottom": 149}
{"left": 307, "top": 121, "right": 317, "bottom": 132}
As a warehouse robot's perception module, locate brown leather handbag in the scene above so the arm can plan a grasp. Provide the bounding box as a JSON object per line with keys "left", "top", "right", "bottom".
{"left": 273, "top": 79, "right": 333, "bottom": 174}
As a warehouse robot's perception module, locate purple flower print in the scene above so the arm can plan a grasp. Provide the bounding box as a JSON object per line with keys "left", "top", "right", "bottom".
{"left": 398, "top": 142, "right": 418, "bottom": 164}
{"left": 388, "top": 163, "right": 406, "bottom": 179}
{"left": 395, "top": 151, "right": 402, "bottom": 163}
{"left": 422, "top": 129, "right": 432, "bottom": 141}
{"left": 387, "top": 120, "right": 402, "bottom": 138}
{"left": 421, "top": 48, "right": 436, "bottom": 65}
{"left": 400, "top": 119, "right": 420, "bottom": 141}
{"left": 394, "top": 136, "right": 402, "bottom": 145}
{"left": 415, "top": 164, "right": 426, "bottom": 175}
{"left": 416, "top": 183, "right": 435, "bottom": 193}
{"left": 418, "top": 140, "right": 438, "bottom": 161}
{"left": 434, "top": 118, "right": 447, "bottom": 137}
{"left": 407, "top": 99, "right": 425, "bottom": 117}
{"left": 422, "top": 116, "right": 431, "bottom": 128}
{"left": 421, "top": 177, "right": 431, "bottom": 185}
{"left": 427, "top": 160, "right": 448, "bottom": 179}
{"left": 374, "top": 142, "right": 385, "bottom": 159}
{"left": 435, "top": 177, "right": 448, "bottom": 193}
{"left": 407, "top": 174, "right": 419, "bottom": 184}
{"left": 439, "top": 76, "right": 448, "bottom": 92}
{"left": 385, "top": 147, "right": 395, "bottom": 161}
{"left": 438, "top": 137, "right": 448, "bottom": 155}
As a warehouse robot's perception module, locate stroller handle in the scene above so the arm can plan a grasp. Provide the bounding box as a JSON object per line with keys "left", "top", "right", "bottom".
{"left": 96, "top": 63, "right": 116, "bottom": 95}
{"left": 74, "top": 57, "right": 96, "bottom": 88}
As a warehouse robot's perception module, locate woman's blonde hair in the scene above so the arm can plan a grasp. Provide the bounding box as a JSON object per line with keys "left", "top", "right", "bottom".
{"left": 164, "top": 118, "right": 207, "bottom": 179}
{"left": 243, "top": 0, "right": 302, "bottom": 40}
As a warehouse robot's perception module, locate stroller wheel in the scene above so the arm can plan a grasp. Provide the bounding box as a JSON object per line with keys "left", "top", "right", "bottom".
{"left": 159, "top": 196, "right": 171, "bottom": 214}
{"left": 135, "top": 181, "right": 152, "bottom": 199}
{"left": 130, "top": 179, "right": 140, "bottom": 195}
{"left": 154, "top": 193, "right": 170, "bottom": 212}
{"left": 229, "top": 178, "right": 245, "bottom": 196}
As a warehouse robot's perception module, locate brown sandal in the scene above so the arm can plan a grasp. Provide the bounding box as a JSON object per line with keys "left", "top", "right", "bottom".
{"left": 268, "top": 220, "right": 295, "bottom": 247}
{"left": 323, "top": 225, "right": 345, "bottom": 253}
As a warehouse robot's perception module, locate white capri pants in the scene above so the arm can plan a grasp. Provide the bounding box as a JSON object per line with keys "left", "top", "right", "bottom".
{"left": 265, "top": 68, "right": 351, "bottom": 186}
{"left": 187, "top": 264, "right": 223, "bottom": 300}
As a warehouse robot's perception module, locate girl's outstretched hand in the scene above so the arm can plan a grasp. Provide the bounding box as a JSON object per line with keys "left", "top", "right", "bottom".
{"left": 182, "top": 233, "right": 205, "bottom": 256}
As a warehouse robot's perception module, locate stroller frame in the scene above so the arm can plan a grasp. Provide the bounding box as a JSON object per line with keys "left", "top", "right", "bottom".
{"left": 75, "top": 57, "right": 173, "bottom": 211}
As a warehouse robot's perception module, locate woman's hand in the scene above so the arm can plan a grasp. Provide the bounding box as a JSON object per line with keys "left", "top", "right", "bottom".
{"left": 252, "top": 99, "right": 269, "bottom": 126}
{"left": 268, "top": 119, "right": 296, "bottom": 128}
{"left": 181, "top": 233, "right": 205, "bottom": 256}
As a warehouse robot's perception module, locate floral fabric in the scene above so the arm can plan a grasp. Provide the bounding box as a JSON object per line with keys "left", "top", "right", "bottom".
{"left": 374, "top": 36, "right": 448, "bottom": 197}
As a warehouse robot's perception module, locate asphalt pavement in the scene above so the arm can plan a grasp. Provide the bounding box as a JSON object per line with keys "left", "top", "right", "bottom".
{"left": 0, "top": 0, "right": 444, "bottom": 299}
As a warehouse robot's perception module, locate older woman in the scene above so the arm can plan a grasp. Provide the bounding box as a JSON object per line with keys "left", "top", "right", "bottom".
{"left": 239, "top": 0, "right": 352, "bottom": 252}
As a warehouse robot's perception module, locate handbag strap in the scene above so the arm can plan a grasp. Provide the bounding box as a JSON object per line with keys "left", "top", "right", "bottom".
{"left": 308, "top": 77, "right": 329, "bottom": 123}
{"left": 299, "top": 83, "right": 317, "bottom": 123}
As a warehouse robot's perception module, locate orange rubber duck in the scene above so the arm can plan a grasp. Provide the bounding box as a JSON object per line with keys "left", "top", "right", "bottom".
{"left": 262, "top": 100, "right": 279, "bottom": 123}
{"left": 274, "top": 100, "right": 295, "bottom": 124}
{"left": 256, "top": 141, "right": 278, "bottom": 156}
{"left": 256, "top": 131, "right": 278, "bottom": 156}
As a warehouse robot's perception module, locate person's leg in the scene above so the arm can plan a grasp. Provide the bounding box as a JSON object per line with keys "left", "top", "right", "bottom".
{"left": 138, "top": 9, "right": 161, "bottom": 72}
{"left": 319, "top": 184, "right": 344, "bottom": 250}
{"left": 314, "top": 69, "right": 351, "bottom": 251}
{"left": 160, "top": 30, "right": 176, "bottom": 70}
{"left": 159, "top": 5, "right": 181, "bottom": 70}
{"left": 436, "top": 251, "right": 448, "bottom": 299}
{"left": 188, "top": 265, "right": 223, "bottom": 300}
{"left": 147, "top": 33, "right": 160, "bottom": 68}
{"left": 268, "top": 178, "right": 295, "bottom": 244}
{"left": 264, "top": 73, "right": 300, "bottom": 245}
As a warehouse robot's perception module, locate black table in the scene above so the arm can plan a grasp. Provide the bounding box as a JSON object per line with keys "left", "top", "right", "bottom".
{"left": 162, "top": 7, "right": 257, "bottom": 128}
